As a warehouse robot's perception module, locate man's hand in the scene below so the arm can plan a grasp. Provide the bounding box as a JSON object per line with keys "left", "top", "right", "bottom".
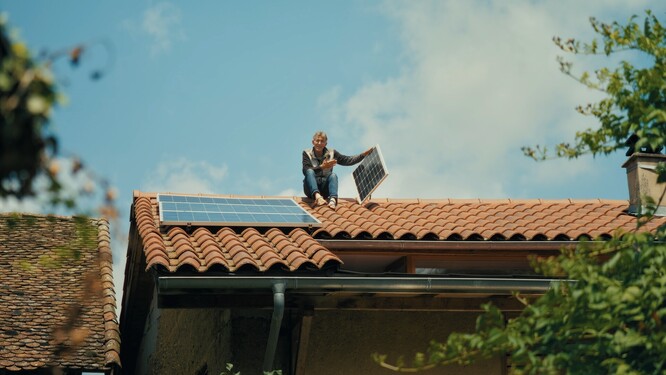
{"left": 363, "top": 147, "right": 375, "bottom": 156}
{"left": 321, "top": 159, "right": 337, "bottom": 169}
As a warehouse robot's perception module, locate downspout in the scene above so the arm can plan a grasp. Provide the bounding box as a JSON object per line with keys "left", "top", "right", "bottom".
{"left": 263, "top": 281, "right": 285, "bottom": 373}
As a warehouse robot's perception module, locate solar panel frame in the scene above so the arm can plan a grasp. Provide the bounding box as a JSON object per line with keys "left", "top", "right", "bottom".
{"left": 352, "top": 144, "right": 389, "bottom": 204}
{"left": 157, "top": 194, "right": 322, "bottom": 227}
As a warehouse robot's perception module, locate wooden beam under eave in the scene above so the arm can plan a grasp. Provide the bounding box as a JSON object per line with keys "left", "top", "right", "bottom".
{"left": 159, "top": 293, "right": 538, "bottom": 312}
{"left": 294, "top": 312, "right": 313, "bottom": 375}
{"left": 406, "top": 256, "right": 415, "bottom": 273}
{"left": 383, "top": 256, "right": 408, "bottom": 273}
{"left": 305, "top": 294, "right": 531, "bottom": 312}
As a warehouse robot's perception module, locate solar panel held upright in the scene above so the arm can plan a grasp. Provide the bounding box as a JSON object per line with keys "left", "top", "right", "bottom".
{"left": 352, "top": 145, "right": 388, "bottom": 204}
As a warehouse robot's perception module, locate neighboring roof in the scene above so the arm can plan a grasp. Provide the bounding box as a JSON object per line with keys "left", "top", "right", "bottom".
{"left": 0, "top": 214, "right": 121, "bottom": 372}
{"left": 130, "top": 191, "right": 666, "bottom": 273}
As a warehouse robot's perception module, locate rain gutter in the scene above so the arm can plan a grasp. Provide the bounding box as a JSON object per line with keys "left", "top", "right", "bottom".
{"left": 157, "top": 275, "right": 560, "bottom": 296}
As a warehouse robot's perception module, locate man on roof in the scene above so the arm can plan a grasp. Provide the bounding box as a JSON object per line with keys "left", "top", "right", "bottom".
{"left": 303, "top": 130, "right": 373, "bottom": 209}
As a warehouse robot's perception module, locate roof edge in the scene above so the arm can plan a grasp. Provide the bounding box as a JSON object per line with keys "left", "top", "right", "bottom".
{"left": 131, "top": 190, "right": 629, "bottom": 205}
{"left": 95, "top": 219, "right": 122, "bottom": 369}
{"left": 318, "top": 239, "right": 579, "bottom": 253}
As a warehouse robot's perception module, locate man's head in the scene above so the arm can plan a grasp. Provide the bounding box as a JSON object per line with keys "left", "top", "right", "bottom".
{"left": 312, "top": 131, "right": 328, "bottom": 154}
{"left": 312, "top": 131, "right": 327, "bottom": 142}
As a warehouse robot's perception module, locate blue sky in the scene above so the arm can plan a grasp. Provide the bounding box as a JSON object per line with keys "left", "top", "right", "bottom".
{"left": 2, "top": 1, "right": 665, "bottom": 297}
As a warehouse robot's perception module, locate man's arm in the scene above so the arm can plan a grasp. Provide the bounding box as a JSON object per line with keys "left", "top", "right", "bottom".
{"left": 334, "top": 147, "right": 374, "bottom": 166}
{"left": 304, "top": 150, "right": 338, "bottom": 174}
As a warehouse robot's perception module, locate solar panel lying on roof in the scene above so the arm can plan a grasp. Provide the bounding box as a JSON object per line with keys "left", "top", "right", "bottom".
{"left": 157, "top": 194, "right": 321, "bottom": 227}
{"left": 352, "top": 144, "right": 388, "bottom": 204}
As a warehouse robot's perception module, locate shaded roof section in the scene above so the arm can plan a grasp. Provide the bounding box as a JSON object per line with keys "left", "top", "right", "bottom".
{"left": 134, "top": 193, "right": 340, "bottom": 273}
{"left": 0, "top": 214, "right": 120, "bottom": 372}
{"left": 131, "top": 191, "right": 665, "bottom": 273}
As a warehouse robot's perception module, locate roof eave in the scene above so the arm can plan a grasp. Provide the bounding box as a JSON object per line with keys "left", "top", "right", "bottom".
{"left": 317, "top": 239, "right": 581, "bottom": 253}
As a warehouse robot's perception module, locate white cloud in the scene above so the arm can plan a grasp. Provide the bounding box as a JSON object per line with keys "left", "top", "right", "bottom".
{"left": 278, "top": 187, "right": 299, "bottom": 197}
{"left": 142, "top": 158, "right": 229, "bottom": 194}
{"left": 319, "top": 0, "right": 661, "bottom": 199}
{"left": 141, "top": 2, "right": 185, "bottom": 55}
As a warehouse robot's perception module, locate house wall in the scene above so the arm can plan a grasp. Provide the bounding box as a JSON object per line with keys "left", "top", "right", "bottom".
{"left": 229, "top": 309, "right": 291, "bottom": 375}
{"left": 304, "top": 310, "right": 502, "bottom": 375}
{"left": 133, "top": 304, "right": 286, "bottom": 375}
{"left": 135, "top": 295, "right": 159, "bottom": 375}
{"left": 140, "top": 305, "right": 233, "bottom": 375}
{"left": 137, "top": 307, "right": 501, "bottom": 375}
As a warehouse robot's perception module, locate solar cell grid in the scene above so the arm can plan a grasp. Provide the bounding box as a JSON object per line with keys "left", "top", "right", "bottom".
{"left": 157, "top": 194, "right": 321, "bottom": 227}
{"left": 352, "top": 145, "right": 388, "bottom": 204}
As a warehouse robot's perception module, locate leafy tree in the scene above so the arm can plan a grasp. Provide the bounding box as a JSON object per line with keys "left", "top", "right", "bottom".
{"left": 523, "top": 10, "right": 666, "bottom": 160}
{"left": 375, "top": 10, "right": 666, "bottom": 374}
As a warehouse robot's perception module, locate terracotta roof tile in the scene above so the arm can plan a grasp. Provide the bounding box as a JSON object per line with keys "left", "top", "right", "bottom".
{"left": 130, "top": 192, "right": 666, "bottom": 273}
{"left": 0, "top": 214, "right": 120, "bottom": 372}
{"left": 132, "top": 194, "right": 341, "bottom": 273}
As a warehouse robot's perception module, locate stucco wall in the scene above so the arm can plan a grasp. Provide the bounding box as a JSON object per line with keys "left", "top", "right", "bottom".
{"left": 139, "top": 308, "right": 502, "bottom": 375}
{"left": 226, "top": 309, "right": 293, "bottom": 374}
{"left": 304, "top": 310, "right": 503, "bottom": 375}
{"left": 147, "top": 308, "right": 233, "bottom": 375}
{"left": 135, "top": 296, "right": 159, "bottom": 375}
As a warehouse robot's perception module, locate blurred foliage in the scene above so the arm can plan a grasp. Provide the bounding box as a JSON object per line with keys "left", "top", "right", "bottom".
{"left": 0, "top": 14, "right": 117, "bottom": 219}
{"left": 0, "top": 15, "right": 60, "bottom": 199}
{"left": 376, "top": 11, "right": 666, "bottom": 374}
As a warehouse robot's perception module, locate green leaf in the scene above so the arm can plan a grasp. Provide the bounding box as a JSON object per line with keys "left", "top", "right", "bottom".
{"left": 621, "top": 286, "right": 641, "bottom": 302}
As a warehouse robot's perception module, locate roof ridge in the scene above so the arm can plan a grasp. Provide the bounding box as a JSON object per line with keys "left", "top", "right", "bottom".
{"left": 132, "top": 190, "right": 631, "bottom": 205}
{"left": 0, "top": 212, "right": 101, "bottom": 220}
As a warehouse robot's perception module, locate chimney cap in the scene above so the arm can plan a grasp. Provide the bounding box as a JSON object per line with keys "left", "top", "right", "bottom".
{"left": 623, "top": 152, "right": 666, "bottom": 216}
{"left": 622, "top": 152, "right": 666, "bottom": 169}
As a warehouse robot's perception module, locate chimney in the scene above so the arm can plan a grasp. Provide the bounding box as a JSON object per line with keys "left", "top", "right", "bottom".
{"left": 622, "top": 152, "right": 666, "bottom": 216}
